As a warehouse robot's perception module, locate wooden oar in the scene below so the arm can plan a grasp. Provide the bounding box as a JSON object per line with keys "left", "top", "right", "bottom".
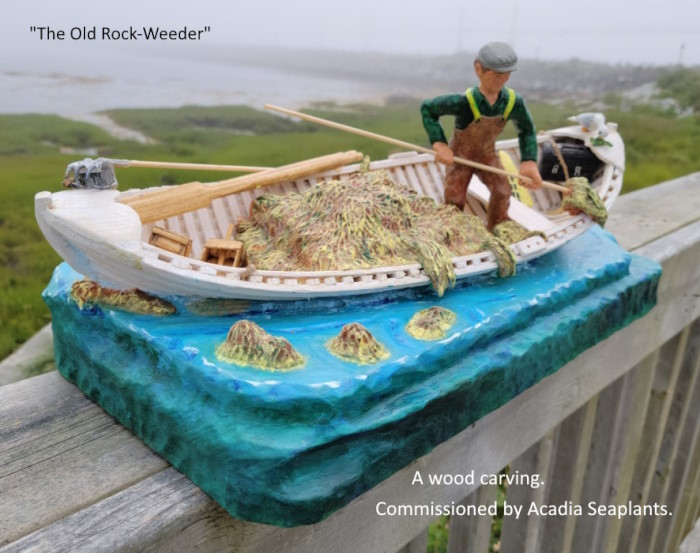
{"left": 264, "top": 104, "right": 570, "bottom": 194}
{"left": 119, "top": 150, "right": 363, "bottom": 224}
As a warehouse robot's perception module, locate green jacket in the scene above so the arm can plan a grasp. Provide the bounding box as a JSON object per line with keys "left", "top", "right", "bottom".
{"left": 420, "top": 87, "right": 538, "bottom": 162}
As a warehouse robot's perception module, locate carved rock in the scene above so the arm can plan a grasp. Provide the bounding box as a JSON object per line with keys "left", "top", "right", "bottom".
{"left": 216, "top": 320, "right": 304, "bottom": 370}
{"left": 71, "top": 279, "right": 175, "bottom": 315}
{"left": 406, "top": 306, "right": 457, "bottom": 340}
{"left": 327, "top": 322, "right": 389, "bottom": 364}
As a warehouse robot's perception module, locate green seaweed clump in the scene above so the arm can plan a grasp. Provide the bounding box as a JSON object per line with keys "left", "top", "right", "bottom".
{"left": 562, "top": 177, "right": 608, "bottom": 226}
{"left": 492, "top": 220, "right": 546, "bottom": 244}
{"left": 406, "top": 306, "right": 457, "bottom": 340}
{"left": 216, "top": 320, "right": 304, "bottom": 370}
{"left": 71, "top": 280, "right": 175, "bottom": 315}
{"left": 236, "top": 169, "right": 518, "bottom": 295}
{"left": 327, "top": 323, "right": 389, "bottom": 364}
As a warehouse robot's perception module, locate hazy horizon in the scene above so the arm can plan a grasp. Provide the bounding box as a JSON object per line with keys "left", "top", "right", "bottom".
{"left": 2, "top": 0, "right": 697, "bottom": 116}
{"left": 4, "top": 0, "right": 699, "bottom": 67}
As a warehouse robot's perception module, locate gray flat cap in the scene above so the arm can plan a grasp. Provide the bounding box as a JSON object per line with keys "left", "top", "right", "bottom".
{"left": 476, "top": 42, "right": 518, "bottom": 72}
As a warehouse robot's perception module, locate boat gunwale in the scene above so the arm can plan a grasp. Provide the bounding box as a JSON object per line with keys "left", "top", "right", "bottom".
{"left": 37, "top": 128, "right": 623, "bottom": 299}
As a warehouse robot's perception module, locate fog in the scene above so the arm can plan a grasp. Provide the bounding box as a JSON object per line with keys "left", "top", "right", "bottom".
{"left": 5, "top": 0, "right": 699, "bottom": 66}
{"left": 1, "top": 0, "right": 696, "bottom": 115}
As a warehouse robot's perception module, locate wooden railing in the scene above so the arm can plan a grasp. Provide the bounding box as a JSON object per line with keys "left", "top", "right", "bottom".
{"left": 1, "top": 173, "right": 699, "bottom": 553}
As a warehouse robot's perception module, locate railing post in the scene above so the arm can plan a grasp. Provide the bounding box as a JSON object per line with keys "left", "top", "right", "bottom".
{"left": 622, "top": 328, "right": 689, "bottom": 553}
{"left": 396, "top": 528, "right": 429, "bottom": 553}
{"left": 602, "top": 352, "right": 658, "bottom": 552}
{"left": 446, "top": 485, "right": 498, "bottom": 553}
{"left": 499, "top": 432, "right": 554, "bottom": 553}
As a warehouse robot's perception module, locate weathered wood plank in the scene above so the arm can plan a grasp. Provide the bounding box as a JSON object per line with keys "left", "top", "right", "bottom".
{"left": 0, "top": 324, "right": 54, "bottom": 386}
{"left": 2, "top": 468, "right": 229, "bottom": 553}
{"left": 607, "top": 172, "right": 700, "bottom": 251}
{"left": 663, "top": 327, "right": 700, "bottom": 551}
{"left": 634, "top": 221, "right": 700, "bottom": 349}
{"left": 539, "top": 397, "right": 599, "bottom": 553}
{"left": 652, "top": 321, "right": 700, "bottom": 552}
{"left": 0, "top": 373, "right": 169, "bottom": 546}
{"left": 676, "top": 439, "right": 700, "bottom": 549}
{"left": 679, "top": 516, "right": 700, "bottom": 553}
{"left": 620, "top": 328, "right": 689, "bottom": 553}
{"left": 602, "top": 352, "right": 659, "bottom": 553}
{"left": 499, "top": 432, "right": 554, "bottom": 553}
{"left": 446, "top": 484, "right": 498, "bottom": 553}
{"left": 691, "top": 510, "right": 700, "bottom": 544}
{"left": 663, "top": 383, "right": 700, "bottom": 552}
{"left": 590, "top": 369, "right": 650, "bottom": 552}
{"left": 397, "top": 528, "right": 429, "bottom": 553}
{"left": 571, "top": 377, "right": 628, "bottom": 553}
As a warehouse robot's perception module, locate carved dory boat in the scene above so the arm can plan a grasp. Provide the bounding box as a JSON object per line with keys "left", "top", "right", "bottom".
{"left": 35, "top": 124, "right": 625, "bottom": 301}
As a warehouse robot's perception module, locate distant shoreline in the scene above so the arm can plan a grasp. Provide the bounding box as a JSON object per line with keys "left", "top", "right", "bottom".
{"left": 1, "top": 46, "right": 671, "bottom": 118}
{"left": 0, "top": 50, "right": 392, "bottom": 118}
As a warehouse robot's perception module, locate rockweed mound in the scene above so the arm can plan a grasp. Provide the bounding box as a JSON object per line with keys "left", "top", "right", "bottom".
{"left": 216, "top": 320, "right": 304, "bottom": 370}
{"left": 71, "top": 280, "right": 175, "bottom": 315}
{"left": 236, "top": 169, "right": 520, "bottom": 296}
{"left": 406, "top": 306, "right": 458, "bottom": 340}
{"left": 326, "top": 322, "right": 389, "bottom": 364}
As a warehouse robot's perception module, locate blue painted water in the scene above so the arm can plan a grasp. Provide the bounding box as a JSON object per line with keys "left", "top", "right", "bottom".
{"left": 44, "top": 226, "right": 662, "bottom": 526}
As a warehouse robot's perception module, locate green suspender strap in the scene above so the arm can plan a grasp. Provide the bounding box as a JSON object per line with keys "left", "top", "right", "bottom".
{"left": 465, "top": 87, "right": 517, "bottom": 121}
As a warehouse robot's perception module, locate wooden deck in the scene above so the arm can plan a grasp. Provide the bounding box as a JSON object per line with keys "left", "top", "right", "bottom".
{"left": 1, "top": 173, "right": 699, "bottom": 553}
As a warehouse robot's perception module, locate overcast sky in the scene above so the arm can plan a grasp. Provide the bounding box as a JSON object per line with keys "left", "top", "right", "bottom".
{"left": 4, "top": 0, "right": 699, "bottom": 66}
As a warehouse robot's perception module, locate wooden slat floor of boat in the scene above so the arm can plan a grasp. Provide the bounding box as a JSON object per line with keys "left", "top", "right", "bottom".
{"left": 209, "top": 199, "right": 231, "bottom": 238}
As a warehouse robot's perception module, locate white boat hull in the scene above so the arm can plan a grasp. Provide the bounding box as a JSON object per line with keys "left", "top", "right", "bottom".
{"left": 36, "top": 128, "right": 624, "bottom": 301}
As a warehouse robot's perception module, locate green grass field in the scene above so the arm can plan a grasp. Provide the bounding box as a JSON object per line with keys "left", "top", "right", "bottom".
{"left": 1, "top": 99, "right": 698, "bottom": 362}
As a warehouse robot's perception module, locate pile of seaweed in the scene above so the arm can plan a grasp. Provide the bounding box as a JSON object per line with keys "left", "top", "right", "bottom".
{"left": 562, "top": 177, "right": 608, "bottom": 226}
{"left": 236, "top": 169, "right": 527, "bottom": 296}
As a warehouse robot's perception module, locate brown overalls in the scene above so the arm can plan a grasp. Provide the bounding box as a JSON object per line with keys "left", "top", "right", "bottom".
{"left": 444, "top": 116, "right": 511, "bottom": 231}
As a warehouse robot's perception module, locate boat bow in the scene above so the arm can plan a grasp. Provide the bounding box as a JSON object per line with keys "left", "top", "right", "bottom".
{"left": 36, "top": 189, "right": 144, "bottom": 288}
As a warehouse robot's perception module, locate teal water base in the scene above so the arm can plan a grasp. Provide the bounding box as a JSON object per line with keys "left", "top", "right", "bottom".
{"left": 44, "top": 227, "right": 661, "bottom": 527}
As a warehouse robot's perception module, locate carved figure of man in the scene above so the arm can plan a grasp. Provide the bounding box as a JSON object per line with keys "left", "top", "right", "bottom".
{"left": 421, "top": 42, "right": 543, "bottom": 230}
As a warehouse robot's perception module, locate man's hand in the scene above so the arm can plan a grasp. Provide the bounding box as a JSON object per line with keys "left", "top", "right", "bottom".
{"left": 432, "top": 142, "right": 454, "bottom": 166}
{"left": 518, "top": 160, "right": 543, "bottom": 190}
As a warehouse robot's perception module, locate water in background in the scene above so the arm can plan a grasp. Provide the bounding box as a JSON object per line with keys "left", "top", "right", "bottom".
{"left": 0, "top": 43, "right": 389, "bottom": 116}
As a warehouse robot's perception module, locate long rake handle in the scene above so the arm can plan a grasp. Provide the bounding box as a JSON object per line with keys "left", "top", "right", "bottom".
{"left": 264, "top": 104, "right": 570, "bottom": 194}
{"left": 120, "top": 160, "right": 268, "bottom": 172}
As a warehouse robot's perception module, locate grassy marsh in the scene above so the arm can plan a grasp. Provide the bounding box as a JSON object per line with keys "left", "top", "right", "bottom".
{"left": 1, "top": 99, "right": 697, "bottom": 360}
